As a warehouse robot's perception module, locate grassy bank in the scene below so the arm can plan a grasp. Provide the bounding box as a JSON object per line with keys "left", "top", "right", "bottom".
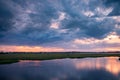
{"left": 0, "top": 52, "right": 120, "bottom": 64}
{"left": 0, "top": 52, "right": 120, "bottom": 60}
{"left": 0, "top": 60, "right": 19, "bottom": 64}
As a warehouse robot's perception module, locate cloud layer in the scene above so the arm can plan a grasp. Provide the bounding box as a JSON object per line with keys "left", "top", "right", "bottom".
{"left": 0, "top": 0, "right": 120, "bottom": 51}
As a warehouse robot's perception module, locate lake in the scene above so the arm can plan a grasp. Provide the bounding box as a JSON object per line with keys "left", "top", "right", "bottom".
{"left": 0, "top": 57, "right": 120, "bottom": 80}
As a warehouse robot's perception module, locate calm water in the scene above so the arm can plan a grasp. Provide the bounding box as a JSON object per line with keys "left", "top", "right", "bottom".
{"left": 0, "top": 57, "right": 120, "bottom": 80}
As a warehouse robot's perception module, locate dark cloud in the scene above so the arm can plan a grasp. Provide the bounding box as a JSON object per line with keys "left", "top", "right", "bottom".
{"left": 61, "top": 18, "right": 115, "bottom": 39}
{"left": 104, "top": 0, "right": 120, "bottom": 16}
{"left": 0, "top": 0, "right": 59, "bottom": 45}
{"left": 0, "top": 0, "right": 120, "bottom": 47}
{"left": 0, "top": 1, "right": 14, "bottom": 37}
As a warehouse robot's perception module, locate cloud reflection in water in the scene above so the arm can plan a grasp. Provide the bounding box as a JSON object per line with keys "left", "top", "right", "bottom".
{"left": 0, "top": 57, "right": 119, "bottom": 80}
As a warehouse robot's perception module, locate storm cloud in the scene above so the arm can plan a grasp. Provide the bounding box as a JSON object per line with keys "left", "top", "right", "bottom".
{"left": 0, "top": 0, "right": 120, "bottom": 51}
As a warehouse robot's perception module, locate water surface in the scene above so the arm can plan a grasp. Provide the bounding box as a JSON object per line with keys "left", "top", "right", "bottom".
{"left": 0, "top": 57, "right": 120, "bottom": 80}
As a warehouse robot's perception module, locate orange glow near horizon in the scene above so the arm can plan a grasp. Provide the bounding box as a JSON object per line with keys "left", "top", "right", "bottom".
{"left": 0, "top": 45, "right": 120, "bottom": 52}
{"left": 0, "top": 45, "right": 64, "bottom": 52}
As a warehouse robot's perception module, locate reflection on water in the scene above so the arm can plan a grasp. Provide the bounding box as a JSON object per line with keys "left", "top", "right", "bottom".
{"left": 73, "top": 57, "right": 120, "bottom": 75}
{"left": 0, "top": 57, "right": 120, "bottom": 80}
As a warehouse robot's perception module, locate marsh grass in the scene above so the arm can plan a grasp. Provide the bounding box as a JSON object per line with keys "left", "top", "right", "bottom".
{"left": 0, "top": 52, "right": 120, "bottom": 64}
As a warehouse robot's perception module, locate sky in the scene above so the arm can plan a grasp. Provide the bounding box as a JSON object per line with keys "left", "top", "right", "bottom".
{"left": 0, "top": 0, "right": 120, "bottom": 52}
